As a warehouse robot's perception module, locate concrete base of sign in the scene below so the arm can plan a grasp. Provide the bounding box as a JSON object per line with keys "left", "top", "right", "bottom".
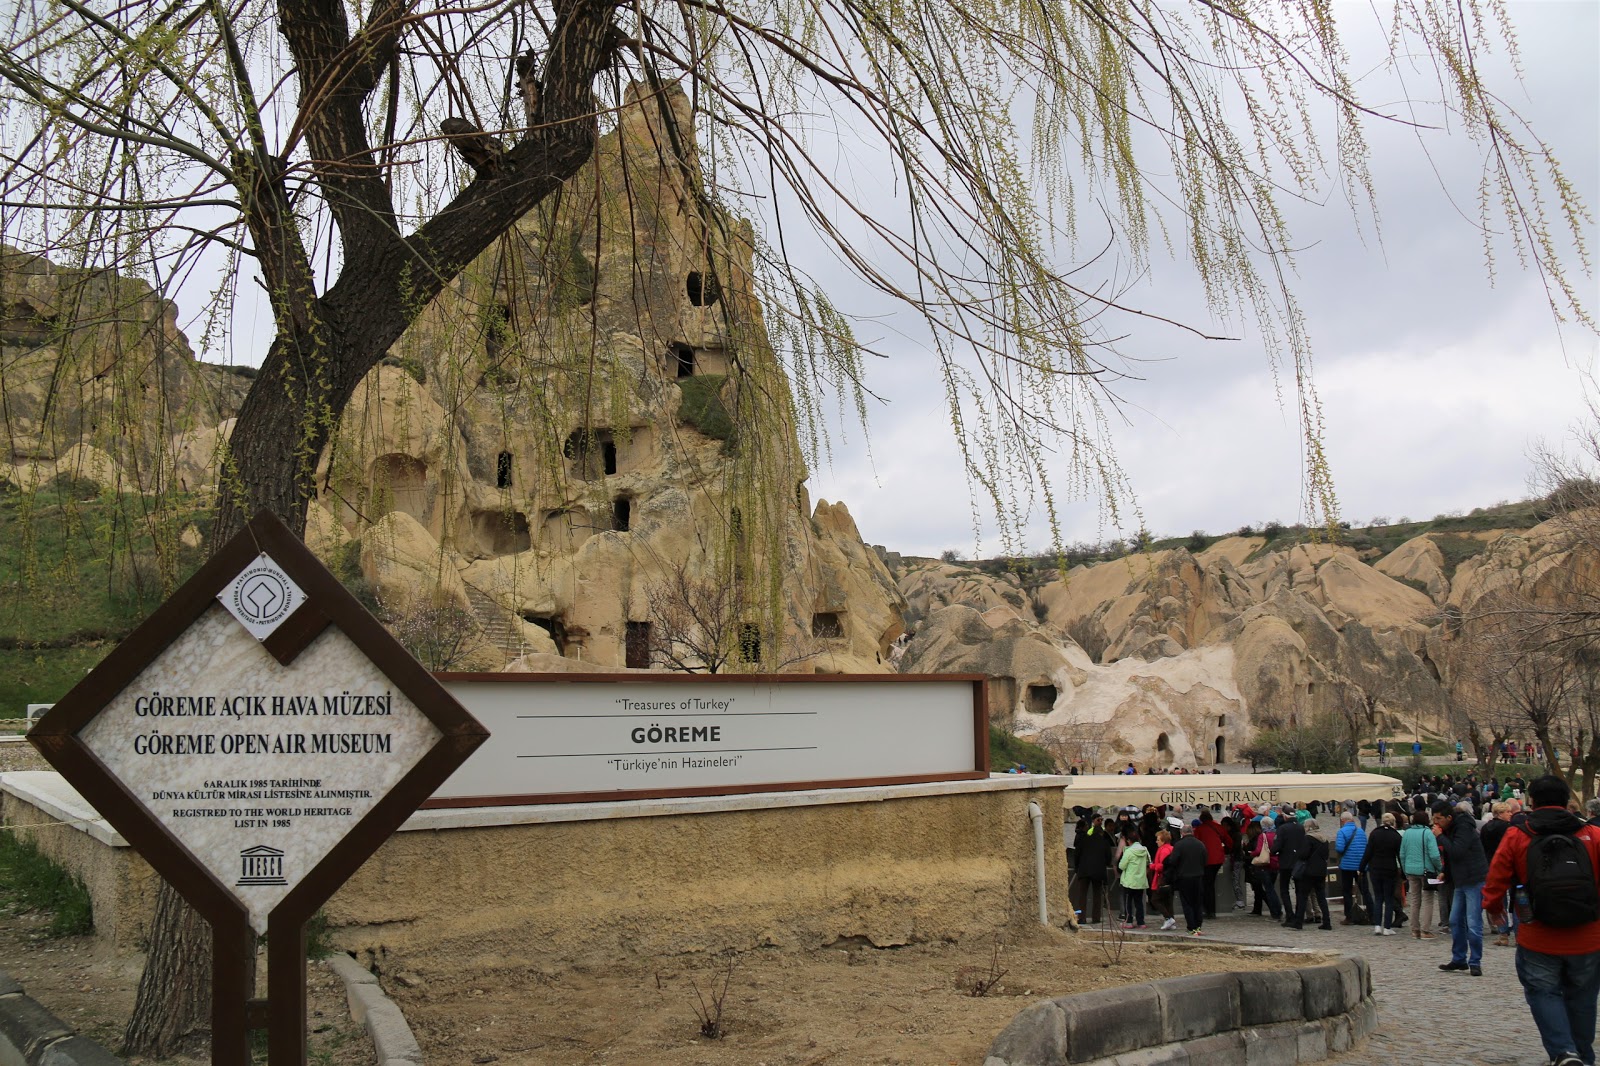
{"left": 0, "top": 772, "right": 1071, "bottom": 968}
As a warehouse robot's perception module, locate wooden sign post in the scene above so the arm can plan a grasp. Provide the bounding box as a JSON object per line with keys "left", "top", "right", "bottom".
{"left": 29, "top": 511, "right": 488, "bottom": 1063}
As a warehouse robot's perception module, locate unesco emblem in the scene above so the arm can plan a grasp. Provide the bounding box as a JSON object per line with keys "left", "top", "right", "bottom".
{"left": 238, "top": 844, "right": 287, "bottom": 886}
{"left": 234, "top": 567, "right": 292, "bottom": 626}
{"left": 217, "top": 553, "right": 305, "bottom": 640}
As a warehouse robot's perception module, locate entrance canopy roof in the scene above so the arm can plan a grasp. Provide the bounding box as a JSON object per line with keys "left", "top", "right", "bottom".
{"left": 1058, "top": 772, "right": 1405, "bottom": 810}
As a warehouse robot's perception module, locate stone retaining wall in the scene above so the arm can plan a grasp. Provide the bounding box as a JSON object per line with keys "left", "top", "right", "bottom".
{"left": 984, "top": 957, "right": 1376, "bottom": 1066}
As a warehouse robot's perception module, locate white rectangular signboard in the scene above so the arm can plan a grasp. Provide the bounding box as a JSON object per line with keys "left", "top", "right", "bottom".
{"left": 426, "top": 674, "right": 986, "bottom": 806}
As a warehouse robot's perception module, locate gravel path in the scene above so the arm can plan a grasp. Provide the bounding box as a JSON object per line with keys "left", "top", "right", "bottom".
{"left": 1134, "top": 900, "right": 1546, "bottom": 1065}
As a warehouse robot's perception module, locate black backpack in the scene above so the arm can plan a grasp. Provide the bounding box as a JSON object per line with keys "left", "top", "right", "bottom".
{"left": 1524, "top": 827, "right": 1600, "bottom": 927}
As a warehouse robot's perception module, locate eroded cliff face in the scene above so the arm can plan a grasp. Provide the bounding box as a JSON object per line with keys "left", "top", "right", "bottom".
{"left": 303, "top": 84, "right": 904, "bottom": 672}
{"left": 893, "top": 525, "right": 1570, "bottom": 769}
{"left": 1, "top": 245, "right": 250, "bottom": 494}
{"left": 5, "top": 87, "right": 905, "bottom": 674}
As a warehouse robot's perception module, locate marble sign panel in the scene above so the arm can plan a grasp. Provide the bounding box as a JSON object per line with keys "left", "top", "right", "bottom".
{"left": 78, "top": 604, "right": 442, "bottom": 932}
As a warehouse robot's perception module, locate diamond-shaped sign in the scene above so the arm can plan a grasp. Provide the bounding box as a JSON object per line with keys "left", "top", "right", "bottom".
{"left": 29, "top": 511, "right": 489, "bottom": 939}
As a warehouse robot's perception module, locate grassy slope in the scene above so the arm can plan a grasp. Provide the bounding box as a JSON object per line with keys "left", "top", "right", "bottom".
{"left": 0, "top": 486, "right": 209, "bottom": 710}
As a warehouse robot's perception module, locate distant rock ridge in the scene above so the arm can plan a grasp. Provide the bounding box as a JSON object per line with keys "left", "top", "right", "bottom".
{"left": 892, "top": 524, "right": 1555, "bottom": 770}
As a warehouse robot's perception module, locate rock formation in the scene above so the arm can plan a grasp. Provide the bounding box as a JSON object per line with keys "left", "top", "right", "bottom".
{"left": 1, "top": 245, "right": 249, "bottom": 494}
{"left": 891, "top": 525, "right": 1541, "bottom": 770}
{"left": 2, "top": 87, "right": 905, "bottom": 675}
{"left": 300, "top": 84, "right": 905, "bottom": 672}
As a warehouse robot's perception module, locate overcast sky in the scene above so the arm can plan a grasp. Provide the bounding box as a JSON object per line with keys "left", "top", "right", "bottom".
{"left": 804, "top": 1, "right": 1600, "bottom": 558}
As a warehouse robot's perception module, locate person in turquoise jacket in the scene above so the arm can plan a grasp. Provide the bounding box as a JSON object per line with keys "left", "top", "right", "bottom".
{"left": 1399, "top": 811, "right": 1443, "bottom": 940}
{"left": 1118, "top": 830, "right": 1151, "bottom": 928}
{"left": 1334, "top": 812, "right": 1375, "bottom": 924}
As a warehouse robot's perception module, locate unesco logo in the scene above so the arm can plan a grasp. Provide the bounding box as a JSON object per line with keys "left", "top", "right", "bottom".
{"left": 232, "top": 566, "right": 294, "bottom": 627}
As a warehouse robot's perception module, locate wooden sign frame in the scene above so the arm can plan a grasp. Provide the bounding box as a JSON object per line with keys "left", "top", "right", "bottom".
{"left": 29, "top": 511, "right": 488, "bottom": 1064}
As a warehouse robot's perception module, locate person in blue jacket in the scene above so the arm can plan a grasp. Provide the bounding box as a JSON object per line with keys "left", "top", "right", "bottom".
{"left": 1334, "top": 812, "right": 1376, "bottom": 925}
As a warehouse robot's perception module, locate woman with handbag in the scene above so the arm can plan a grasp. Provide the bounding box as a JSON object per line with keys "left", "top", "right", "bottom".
{"left": 1246, "top": 818, "right": 1282, "bottom": 919}
{"left": 1399, "top": 810, "right": 1442, "bottom": 940}
{"left": 1288, "top": 819, "right": 1333, "bottom": 931}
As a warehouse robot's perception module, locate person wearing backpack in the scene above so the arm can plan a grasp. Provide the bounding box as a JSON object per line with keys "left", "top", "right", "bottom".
{"left": 1485, "top": 775, "right": 1600, "bottom": 1066}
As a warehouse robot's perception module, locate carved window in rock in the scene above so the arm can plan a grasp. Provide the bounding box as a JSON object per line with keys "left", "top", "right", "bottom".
{"left": 686, "top": 271, "right": 722, "bottom": 307}
{"left": 1027, "top": 684, "right": 1056, "bottom": 713}
{"left": 496, "top": 451, "right": 513, "bottom": 489}
{"left": 1217, "top": 715, "right": 1227, "bottom": 727}
{"left": 625, "top": 621, "right": 651, "bottom": 669}
{"left": 1156, "top": 732, "right": 1171, "bottom": 752}
{"left": 811, "top": 612, "right": 844, "bottom": 639}
{"left": 612, "top": 495, "right": 631, "bottom": 533}
{"left": 563, "top": 429, "right": 616, "bottom": 480}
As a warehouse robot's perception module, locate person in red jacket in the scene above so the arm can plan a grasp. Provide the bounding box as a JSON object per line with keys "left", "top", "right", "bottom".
{"left": 1485, "top": 775, "right": 1600, "bottom": 1066}
{"left": 1194, "top": 809, "right": 1227, "bottom": 918}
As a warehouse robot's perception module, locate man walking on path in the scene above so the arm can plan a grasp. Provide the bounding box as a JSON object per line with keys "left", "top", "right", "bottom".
{"left": 1485, "top": 775, "right": 1600, "bottom": 1066}
{"left": 1168, "top": 822, "right": 1210, "bottom": 936}
{"left": 1435, "top": 799, "right": 1489, "bottom": 976}
{"left": 1335, "top": 812, "right": 1375, "bottom": 925}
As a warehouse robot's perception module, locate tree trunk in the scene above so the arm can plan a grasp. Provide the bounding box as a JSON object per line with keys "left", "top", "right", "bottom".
{"left": 123, "top": 883, "right": 215, "bottom": 1054}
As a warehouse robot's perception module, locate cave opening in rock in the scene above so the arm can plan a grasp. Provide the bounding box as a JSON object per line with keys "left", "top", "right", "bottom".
{"left": 1214, "top": 736, "right": 1226, "bottom": 764}
{"left": 563, "top": 429, "right": 617, "bottom": 480}
{"left": 371, "top": 453, "right": 430, "bottom": 525}
{"left": 496, "top": 450, "right": 512, "bottom": 488}
{"left": 612, "top": 495, "right": 631, "bottom": 532}
{"left": 1026, "top": 684, "right": 1056, "bottom": 713}
{"left": 671, "top": 342, "right": 695, "bottom": 378}
{"left": 471, "top": 508, "right": 530, "bottom": 555}
{"left": 686, "top": 271, "right": 721, "bottom": 306}
{"left": 522, "top": 613, "right": 567, "bottom": 654}
{"left": 484, "top": 303, "right": 512, "bottom": 361}
{"left": 811, "top": 612, "right": 844, "bottom": 639}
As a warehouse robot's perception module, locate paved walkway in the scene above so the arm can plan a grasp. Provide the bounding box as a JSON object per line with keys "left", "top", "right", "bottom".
{"left": 1117, "top": 903, "right": 1546, "bottom": 1064}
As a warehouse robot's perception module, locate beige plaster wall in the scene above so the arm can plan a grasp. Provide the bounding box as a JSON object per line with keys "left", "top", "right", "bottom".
{"left": 2, "top": 778, "right": 1068, "bottom": 971}
{"left": 1, "top": 791, "right": 159, "bottom": 950}
{"left": 328, "top": 785, "right": 1068, "bottom": 971}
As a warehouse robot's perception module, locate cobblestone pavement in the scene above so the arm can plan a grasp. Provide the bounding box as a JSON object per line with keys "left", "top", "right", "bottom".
{"left": 1131, "top": 901, "right": 1549, "bottom": 1065}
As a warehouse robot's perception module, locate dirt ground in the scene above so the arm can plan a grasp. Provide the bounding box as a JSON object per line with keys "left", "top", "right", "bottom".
{"left": 0, "top": 906, "right": 375, "bottom": 1064}
{"left": 0, "top": 910, "right": 1324, "bottom": 1066}
{"left": 381, "top": 926, "right": 1319, "bottom": 1066}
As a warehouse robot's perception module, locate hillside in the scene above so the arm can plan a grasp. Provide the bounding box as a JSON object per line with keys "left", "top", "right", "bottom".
{"left": 889, "top": 496, "right": 1581, "bottom": 773}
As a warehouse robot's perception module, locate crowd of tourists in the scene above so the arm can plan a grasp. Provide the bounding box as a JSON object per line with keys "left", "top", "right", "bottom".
{"left": 1067, "top": 773, "right": 1600, "bottom": 1066}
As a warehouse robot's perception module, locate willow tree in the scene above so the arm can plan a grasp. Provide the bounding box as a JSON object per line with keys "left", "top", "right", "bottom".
{"left": 1, "top": 0, "right": 1592, "bottom": 1052}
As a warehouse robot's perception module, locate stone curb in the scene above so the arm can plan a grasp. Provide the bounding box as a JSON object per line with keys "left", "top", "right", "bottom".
{"left": 324, "top": 955, "right": 423, "bottom": 1065}
{"left": 984, "top": 957, "right": 1375, "bottom": 1066}
{"left": 0, "top": 970, "right": 123, "bottom": 1065}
